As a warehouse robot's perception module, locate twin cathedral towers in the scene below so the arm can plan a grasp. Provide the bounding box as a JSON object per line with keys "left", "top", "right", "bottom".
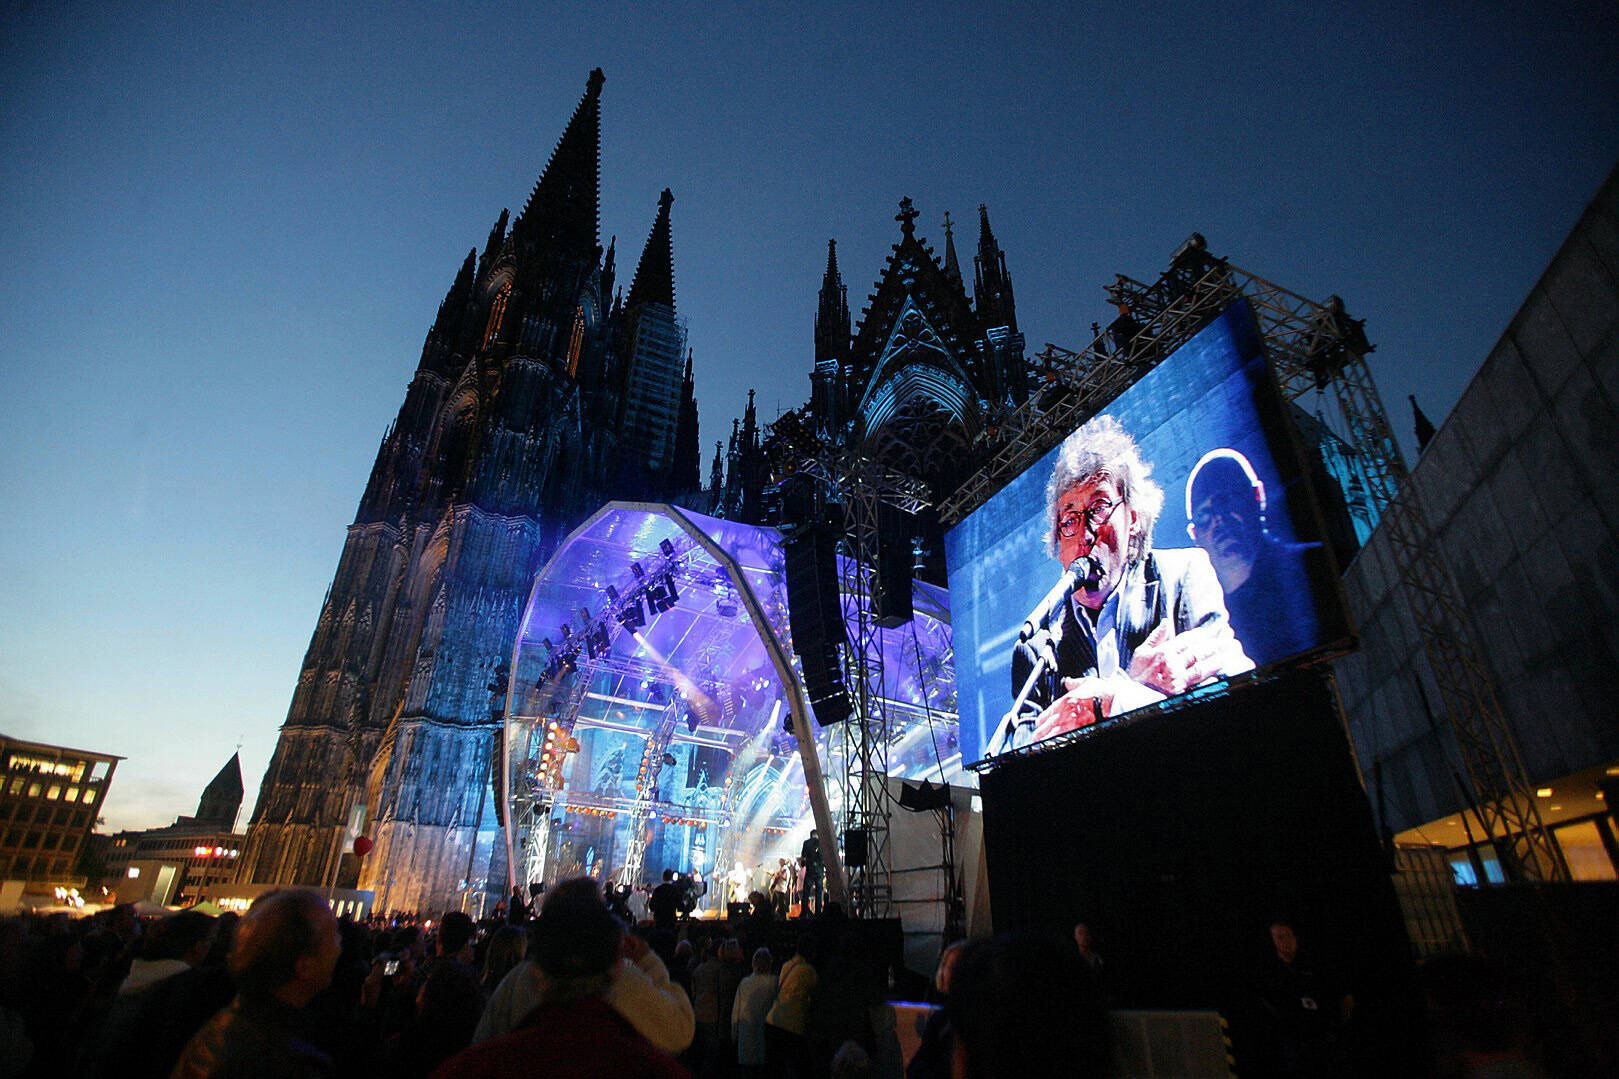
{"left": 240, "top": 69, "right": 1031, "bottom": 911}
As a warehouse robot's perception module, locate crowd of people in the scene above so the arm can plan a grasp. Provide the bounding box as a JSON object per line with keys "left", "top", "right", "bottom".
{"left": 0, "top": 876, "right": 1113, "bottom": 1079}
{"left": 0, "top": 882, "right": 1572, "bottom": 1078}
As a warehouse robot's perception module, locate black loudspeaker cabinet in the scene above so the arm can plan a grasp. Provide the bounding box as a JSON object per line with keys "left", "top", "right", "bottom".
{"left": 784, "top": 527, "right": 842, "bottom": 651}
{"left": 802, "top": 642, "right": 851, "bottom": 726}
{"left": 842, "top": 827, "right": 869, "bottom": 868}
{"left": 874, "top": 502, "right": 914, "bottom": 628}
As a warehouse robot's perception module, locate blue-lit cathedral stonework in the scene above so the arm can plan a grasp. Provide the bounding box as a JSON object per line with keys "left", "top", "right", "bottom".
{"left": 239, "top": 71, "right": 703, "bottom": 913}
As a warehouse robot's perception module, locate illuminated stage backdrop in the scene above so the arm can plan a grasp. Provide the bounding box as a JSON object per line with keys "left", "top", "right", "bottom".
{"left": 503, "top": 503, "right": 959, "bottom": 909}
{"left": 946, "top": 302, "right": 1350, "bottom": 763}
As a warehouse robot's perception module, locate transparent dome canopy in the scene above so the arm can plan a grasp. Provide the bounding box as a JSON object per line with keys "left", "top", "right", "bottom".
{"left": 502, "top": 502, "right": 958, "bottom": 913}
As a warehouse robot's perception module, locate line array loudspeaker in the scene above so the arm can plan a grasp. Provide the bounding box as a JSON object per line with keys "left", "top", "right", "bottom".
{"left": 874, "top": 502, "right": 915, "bottom": 628}
{"left": 785, "top": 527, "right": 842, "bottom": 649}
{"left": 801, "top": 641, "right": 852, "bottom": 726}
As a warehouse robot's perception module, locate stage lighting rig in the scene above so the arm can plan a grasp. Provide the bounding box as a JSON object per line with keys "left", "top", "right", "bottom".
{"left": 616, "top": 597, "right": 646, "bottom": 631}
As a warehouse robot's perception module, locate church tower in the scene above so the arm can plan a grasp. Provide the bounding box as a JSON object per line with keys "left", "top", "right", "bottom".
{"left": 239, "top": 70, "right": 698, "bottom": 913}
{"left": 183, "top": 753, "right": 243, "bottom": 830}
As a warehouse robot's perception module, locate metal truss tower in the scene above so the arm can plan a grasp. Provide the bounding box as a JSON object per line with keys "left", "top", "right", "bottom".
{"left": 941, "top": 234, "right": 1565, "bottom": 883}
{"left": 785, "top": 453, "right": 932, "bottom": 917}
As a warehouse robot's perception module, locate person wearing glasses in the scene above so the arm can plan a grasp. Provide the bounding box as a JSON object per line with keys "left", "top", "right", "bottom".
{"left": 1184, "top": 448, "right": 1322, "bottom": 667}
{"left": 991, "top": 415, "right": 1252, "bottom": 755}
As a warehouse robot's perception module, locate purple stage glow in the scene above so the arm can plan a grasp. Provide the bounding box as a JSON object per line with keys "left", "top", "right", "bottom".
{"left": 502, "top": 503, "right": 959, "bottom": 906}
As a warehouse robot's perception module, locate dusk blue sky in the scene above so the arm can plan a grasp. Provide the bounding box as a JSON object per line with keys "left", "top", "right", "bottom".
{"left": 3, "top": 3, "right": 1615, "bottom": 831}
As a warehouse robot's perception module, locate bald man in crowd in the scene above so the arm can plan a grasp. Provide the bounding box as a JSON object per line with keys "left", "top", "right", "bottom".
{"left": 172, "top": 889, "right": 342, "bottom": 1078}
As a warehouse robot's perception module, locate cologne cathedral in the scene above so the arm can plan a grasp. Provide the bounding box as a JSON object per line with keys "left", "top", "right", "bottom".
{"left": 718, "top": 196, "right": 1030, "bottom": 535}
{"left": 238, "top": 70, "right": 703, "bottom": 912}
{"left": 241, "top": 65, "right": 1031, "bottom": 914}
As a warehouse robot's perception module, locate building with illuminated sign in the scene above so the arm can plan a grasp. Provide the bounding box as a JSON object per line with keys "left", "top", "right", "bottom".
{"left": 101, "top": 754, "right": 246, "bottom": 907}
{"left": 0, "top": 733, "right": 121, "bottom": 907}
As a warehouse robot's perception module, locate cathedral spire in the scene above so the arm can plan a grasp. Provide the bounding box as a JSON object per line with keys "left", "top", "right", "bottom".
{"left": 511, "top": 68, "right": 603, "bottom": 259}
{"left": 973, "top": 202, "right": 1018, "bottom": 333}
{"left": 709, "top": 440, "right": 724, "bottom": 497}
{"left": 625, "top": 188, "right": 676, "bottom": 313}
{"left": 815, "top": 239, "right": 849, "bottom": 363}
{"left": 601, "top": 234, "right": 617, "bottom": 301}
{"left": 741, "top": 388, "right": 758, "bottom": 451}
{"left": 813, "top": 239, "right": 850, "bottom": 432}
{"left": 670, "top": 348, "right": 701, "bottom": 493}
{"left": 942, "top": 211, "right": 964, "bottom": 291}
{"left": 479, "top": 209, "right": 509, "bottom": 275}
{"left": 438, "top": 248, "right": 478, "bottom": 323}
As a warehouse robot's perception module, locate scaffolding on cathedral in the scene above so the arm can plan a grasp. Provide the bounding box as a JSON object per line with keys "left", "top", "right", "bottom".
{"left": 500, "top": 503, "right": 960, "bottom": 914}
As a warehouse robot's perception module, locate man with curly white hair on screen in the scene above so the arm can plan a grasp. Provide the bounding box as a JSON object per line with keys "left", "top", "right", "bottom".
{"left": 991, "top": 414, "right": 1252, "bottom": 755}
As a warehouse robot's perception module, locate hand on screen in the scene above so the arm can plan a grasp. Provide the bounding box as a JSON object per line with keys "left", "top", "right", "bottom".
{"left": 1031, "top": 676, "right": 1114, "bottom": 741}
{"left": 1129, "top": 620, "right": 1246, "bottom": 695}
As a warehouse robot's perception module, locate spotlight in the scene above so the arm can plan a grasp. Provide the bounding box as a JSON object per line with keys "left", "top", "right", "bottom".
{"left": 631, "top": 562, "right": 646, "bottom": 581}
{"left": 606, "top": 584, "right": 620, "bottom": 603}
{"left": 579, "top": 605, "right": 592, "bottom": 623}
{"left": 616, "top": 597, "right": 646, "bottom": 631}
{"left": 659, "top": 538, "right": 676, "bottom": 558}
{"left": 647, "top": 578, "right": 677, "bottom": 614}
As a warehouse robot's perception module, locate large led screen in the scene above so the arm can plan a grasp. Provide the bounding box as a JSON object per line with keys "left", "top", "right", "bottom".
{"left": 946, "top": 301, "right": 1350, "bottom": 762}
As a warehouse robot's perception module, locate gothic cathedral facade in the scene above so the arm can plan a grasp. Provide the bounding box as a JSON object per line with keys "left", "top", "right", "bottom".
{"left": 238, "top": 70, "right": 701, "bottom": 913}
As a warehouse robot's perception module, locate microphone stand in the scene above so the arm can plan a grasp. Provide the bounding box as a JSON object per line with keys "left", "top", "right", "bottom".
{"left": 997, "top": 627, "right": 1057, "bottom": 753}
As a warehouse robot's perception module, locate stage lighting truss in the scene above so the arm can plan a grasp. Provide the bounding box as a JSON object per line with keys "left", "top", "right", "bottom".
{"left": 533, "top": 539, "right": 696, "bottom": 693}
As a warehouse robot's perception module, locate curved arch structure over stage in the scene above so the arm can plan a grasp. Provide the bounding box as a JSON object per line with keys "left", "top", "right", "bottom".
{"left": 502, "top": 502, "right": 958, "bottom": 914}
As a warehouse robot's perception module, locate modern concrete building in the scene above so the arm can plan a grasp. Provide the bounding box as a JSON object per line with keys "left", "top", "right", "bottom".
{"left": 0, "top": 733, "right": 122, "bottom": 904}
{"left": 101, "top": 754, "right": 247, "bottom": 906}
{"left": 1333, "top": 165, "right": 1619, "bottom": 883}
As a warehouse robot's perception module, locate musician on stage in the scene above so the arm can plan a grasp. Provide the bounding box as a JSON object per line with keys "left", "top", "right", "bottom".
{"left": 991, "top": 415, "right": 1252, "bottom": 755}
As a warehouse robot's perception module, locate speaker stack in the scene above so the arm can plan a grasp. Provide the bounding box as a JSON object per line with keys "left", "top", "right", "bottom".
{"left": 873, "top": 502, "right": 915, "bottom": 628}
{"left": 784, "top": 520, "right": 852, "bottom": 726}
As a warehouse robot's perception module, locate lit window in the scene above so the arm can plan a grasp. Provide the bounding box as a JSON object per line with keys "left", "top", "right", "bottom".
{"left": 26, "top": 783, "right": 40, "bottom": 799}
{"left": 65, "top": 786, "right": 79, "bottom": 802}
{"left": 483, "top": 282, "right": 511, "bottom": 349}
{"left": 46, "top": 786, "right": 61, "bottom": 800}
{"left": 567, "top": 304, "right": 586, "bottom": 377}
{"left": 127, "top": 867, "right": 140, "bottom": 879}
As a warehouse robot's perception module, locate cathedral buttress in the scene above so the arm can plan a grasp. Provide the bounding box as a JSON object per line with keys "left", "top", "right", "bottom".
{"left": 240, "top": 67, "right": 701, "bottom": 915}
